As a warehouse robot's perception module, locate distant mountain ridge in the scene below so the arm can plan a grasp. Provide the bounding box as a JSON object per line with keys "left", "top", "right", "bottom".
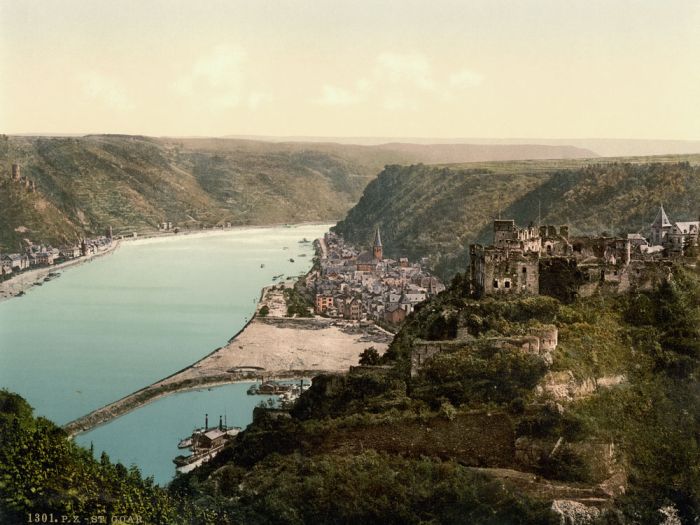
{"left": 332, "top": 155, "right": 700, "bottom": 279}
{"left": 227, "top": 135, "right": 700, "bottom": 157}
{"left": 0, "top": 134, "right": 595, "bottom": 250}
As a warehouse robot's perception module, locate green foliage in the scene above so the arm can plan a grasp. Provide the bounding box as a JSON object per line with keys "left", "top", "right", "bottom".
{"left": 0, "top": 390, "right": 188, "bottom": 524}
{"left": 283, "top": 287, "right": 313, "bottom": 317}
{"left": 438, "top": 400, "right": 457, "bottom": 421}
{"left": 358, "top": 347, "right": 380, "bottom": 365}
{"left": 258, "top": 305, "right": 270, "bottom": 317}
{"left": 291, "top": 372, "right": 409, "bottom": 421}
{"left": 539, "top": 447, "right": 592, "bottom": 483}
{"left": 0, "top": 136, "right": 601, "bottom": 250}
{"left": 416, "top": 345, "right": 548, "bottom": 407}
{"left": 197, "top": 451, "right": 556, "bottom": 525}
{"left": 516, "top": 404, "right": 589, "bottom": 442}
{"left": 0, "top": 135, "right": 395, "bottom": 249}
{"left": 333, "top": 158, "right": 700, "bottom": 279}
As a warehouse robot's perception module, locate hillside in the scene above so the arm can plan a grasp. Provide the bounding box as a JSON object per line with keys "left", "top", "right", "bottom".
{"left": 0, "top": 135, "right": 594, "bottom": 251}
{"left": 169, "top": 264, "right": 700, "bottom": 523}
{"left": 333, "top": 156, "right": 700, "bottom": 278}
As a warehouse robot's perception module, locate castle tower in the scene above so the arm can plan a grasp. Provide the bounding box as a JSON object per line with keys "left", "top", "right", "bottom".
{"left": 650, "top": 205, "right": 672, "bottom": 246}
{"left": 11, "top": 163, "right": 20, "bottom": 181}
{"left": 373, "top": 228, "right": 383, "bottom": 261}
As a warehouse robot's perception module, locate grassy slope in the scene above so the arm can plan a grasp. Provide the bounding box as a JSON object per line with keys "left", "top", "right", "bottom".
{"left": 333, "top": 155, "right": 700, "bottom": 278}
{"left": 0, "top": 134, "right": 594, "bottom": 251}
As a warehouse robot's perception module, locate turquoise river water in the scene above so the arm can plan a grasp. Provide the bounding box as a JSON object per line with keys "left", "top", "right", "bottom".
{"left": 0, "top": 223, "right": 330, "bottom": 484}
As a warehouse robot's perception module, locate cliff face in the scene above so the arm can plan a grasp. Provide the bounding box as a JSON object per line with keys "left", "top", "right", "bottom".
{"left": 332, "top": 157, "right": 700, "bottom": 279}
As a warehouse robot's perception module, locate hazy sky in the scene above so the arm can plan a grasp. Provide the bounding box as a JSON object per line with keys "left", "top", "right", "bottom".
{"left": 1, "top": 0, "right": 698, "bottom": 139}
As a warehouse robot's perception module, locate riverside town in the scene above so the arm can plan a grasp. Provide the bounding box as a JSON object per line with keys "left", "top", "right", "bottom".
{"left": 2, "top": 3, "right": 699, "bottom": 522}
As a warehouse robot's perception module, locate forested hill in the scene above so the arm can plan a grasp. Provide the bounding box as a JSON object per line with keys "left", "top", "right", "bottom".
{"left": 333, "top": 156, "right": 700, "bottom": 279}
{"left": 0, "top": 135, "right": 594, "bottom": 250}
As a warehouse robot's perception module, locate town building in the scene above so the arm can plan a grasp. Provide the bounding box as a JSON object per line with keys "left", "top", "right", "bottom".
{"left": 313, "top": 230, "right": 443, "bottom": 325}
{"left": 1, "top": 253, "right": 30, "bottom": 271}
{"left": 315, "top": 294, "right": 334, "bottom": 314}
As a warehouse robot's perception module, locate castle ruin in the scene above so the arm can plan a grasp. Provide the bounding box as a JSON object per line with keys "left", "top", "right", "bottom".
{"left": 469, "top": 207, "right": 698, "bottom": 302}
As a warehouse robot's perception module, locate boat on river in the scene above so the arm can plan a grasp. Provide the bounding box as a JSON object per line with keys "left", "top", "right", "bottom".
{"left": 247, "top": 379, "right": 311, "bottom": 399}
{"left": 247, "top": 381, "right": 292, "bottom": 395}
{"left": 173, "top": 414, "right": 241, "bottom": 474}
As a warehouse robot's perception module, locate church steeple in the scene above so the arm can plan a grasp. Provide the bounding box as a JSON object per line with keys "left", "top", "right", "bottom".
{"left": 373, "top": 228, "right": 383, "bottom": 261}
{"left": 651, "top": 205, "right": 671, "bottom": 229}
{"left": 650, "top": 204, "right": 672, "bottom": 246}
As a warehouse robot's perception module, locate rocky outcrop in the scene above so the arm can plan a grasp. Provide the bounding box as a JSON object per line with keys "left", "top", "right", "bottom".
{"left": 551, "top": 500, "right": 602, "bottom": 525}
{"left": 537, "top": 371, "right": 626, "bottom": 401}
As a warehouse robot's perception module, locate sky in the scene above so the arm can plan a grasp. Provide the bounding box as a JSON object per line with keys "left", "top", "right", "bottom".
{"left": 1, "top": 0, "right": 699, "bottom": 140}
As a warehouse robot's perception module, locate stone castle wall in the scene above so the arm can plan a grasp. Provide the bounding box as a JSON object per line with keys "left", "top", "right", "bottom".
{"left": 411, "top": 325, "right": 558, "bottom": 376}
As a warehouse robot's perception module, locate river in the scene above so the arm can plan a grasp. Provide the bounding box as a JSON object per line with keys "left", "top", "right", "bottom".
{"left": 0, "top": 223, "right": 330, "bottom": 484}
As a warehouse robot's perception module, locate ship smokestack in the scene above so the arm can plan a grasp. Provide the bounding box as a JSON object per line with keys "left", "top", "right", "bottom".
{"left": 205, "top": 413, "right": 208, "bottom": 430}
{"left": 219, "top": 416, "right": 223, "bottom": 430}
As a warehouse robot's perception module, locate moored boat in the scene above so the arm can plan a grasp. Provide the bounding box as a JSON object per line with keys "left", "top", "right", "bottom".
{"left": 174, "top": 414, "right": 241, "bottom": 474}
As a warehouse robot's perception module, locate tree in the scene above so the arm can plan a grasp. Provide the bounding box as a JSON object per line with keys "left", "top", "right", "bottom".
{"left": 359, "top": 347, "right": 380, "bottom": 366}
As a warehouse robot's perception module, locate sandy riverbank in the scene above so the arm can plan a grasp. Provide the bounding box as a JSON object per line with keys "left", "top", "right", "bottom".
{"left": 0, "top": 241, "right": 121, "bottom": 303}
{"left": 127, "top": 220, "right": 335, "bottom": 244}
{"left": 170, "top": 317, "right": 392, "bottom": 381}
{"left": 63, "top": 282, "right": 393, "bottom": 437}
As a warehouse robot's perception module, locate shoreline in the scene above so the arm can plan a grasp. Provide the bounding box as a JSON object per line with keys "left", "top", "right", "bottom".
{"left": 0, "top": 240, "right": 122, "bottom": 304}
{"left": 0, "top": 220, "right": 335, "bottom": 303}
{"left": 63, "top": 282, "right": 393, "bottom": 438}
{"left": 62, "top": 370, "right": 321, "bottom": 439}
{"left": 121, "top": 219, "right": 337, "bottom": 244}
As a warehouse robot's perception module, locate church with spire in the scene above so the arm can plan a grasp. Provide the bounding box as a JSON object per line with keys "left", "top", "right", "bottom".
{"left": 650, "top": 204, "right": 699, "bottom": 255}
{"left": 372, "top": 227, "right": 383, "bottom": 261}
{"left": 357, "top": 227, "right": 384, "bottom": 271}
{"left": 649, "top": 205, "right": 673, "bottom": 246}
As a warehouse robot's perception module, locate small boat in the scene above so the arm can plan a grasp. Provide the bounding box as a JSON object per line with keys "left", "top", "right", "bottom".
{"left": 289, "top": 258, "right": 295, "bottom": 263}
{"left": 247, "top": 381, "right": 294, "bottom": 396}
{"left": 260, "top": 263, "right": 265, "bottom": 268}
{"left": 178, "top": 436, "right": 194, "bottom": 449}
